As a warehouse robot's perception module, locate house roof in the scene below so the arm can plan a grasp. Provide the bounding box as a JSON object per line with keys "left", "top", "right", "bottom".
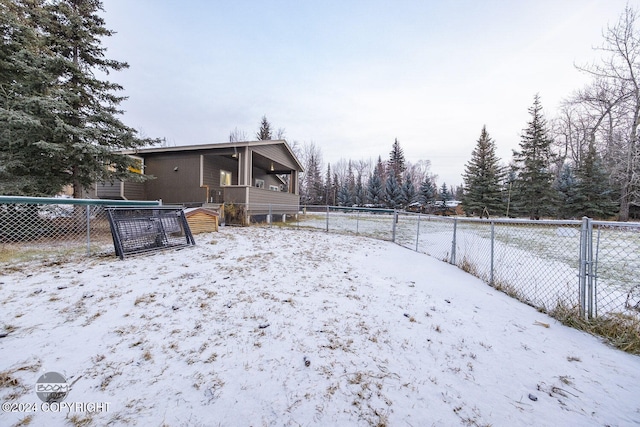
{"left": 123, "top": 140, "right": 304, "bottom": 172}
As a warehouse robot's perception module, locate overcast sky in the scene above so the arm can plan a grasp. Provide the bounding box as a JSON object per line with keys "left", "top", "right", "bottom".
{"left": 100, "top": 0, "right": 631, "bottom": 186}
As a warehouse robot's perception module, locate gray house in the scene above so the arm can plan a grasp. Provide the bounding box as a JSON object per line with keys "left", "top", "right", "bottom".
{"left": 96, "top": 140, "right": 304, "bottom": 221}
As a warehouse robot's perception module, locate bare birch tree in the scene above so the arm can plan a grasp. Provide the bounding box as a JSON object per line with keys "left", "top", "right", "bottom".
{"left": 573, "top": 5, "right": 640, "bottom": 220}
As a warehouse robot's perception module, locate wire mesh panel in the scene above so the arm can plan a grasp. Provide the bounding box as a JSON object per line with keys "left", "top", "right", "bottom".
{"left": 106, "top": 207, "right": 195, "bottom": 259}
{"left": 0, "top": 202, "right": 115, "bottom": 262}
{"left": 592, "top": 221, "right": 640, "bottom": 318}
{"left": 414, "top": 215, "right": 457, "bottom": 262}
{"left": 491, "top": 220, "right": 582, "bottom": 312}
{"left": 0, "top": 196, "right": 163, "bottom": 264}
{"left": 453, "top": 219, "right": 495, "bottom": 282}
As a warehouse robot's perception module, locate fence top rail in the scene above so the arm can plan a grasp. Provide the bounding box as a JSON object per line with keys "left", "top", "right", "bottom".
{"left": 397, "top": 211, "right": 584, "bottom": 226}
{"left": 592, "top": 219, "right": 640, "bottom": 228}
{"left": 327, "top": 205, "right": 395, "bottom": 214}
{"left": 0, "top": 195, "right": 161, "bottom": 207}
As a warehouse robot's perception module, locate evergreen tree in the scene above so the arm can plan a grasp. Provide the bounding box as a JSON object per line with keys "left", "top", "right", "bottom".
{"left": 555, "top": 163, "right": 579, "bottom": 218}
{"left": 511, "top": 94, "right": 557, "bottom": 219}
{"left": 346, "top": 160, "right": 356, "bottom": 206}
{"left": 387, "top": 138, "right": 406, "bottom": 185}
{"left": 419, "top": 177, "right": 436, "bottom": 209}
{"left": 462, "top": 126, "right": 505, "bottom": 217}
{"left": 384, "top": 173, "right": 402, "bottom": 208}
{"left": 331, "top": 172, "right": 339, "bottom": 206}
{"left": 366, "top": 156, "right": 385, "bottom": 206}
{"left": 302, "top": 152, "right": 323, "bottom": 205}
{"left": 573, "top": 142, "right": 618, "bottom": 219}
{"left": 374, "top": 155, "right": 386, "bottom": 184}
{"left": 439, "top": 182, "right": 451, "bottom": 202}
{"left": 336, "top": 180, "right": 350, "bottom": 206}
{"left": 323, "top": 163, "right": 332, "bottom": 205}
{"left": 366, "top": 171, "right": 384, "bottom": 206}
{"left": 453, "top": 185, "right": 464, "bottom": 201}
{"left": 0, "top": 0, "right": 58, "bottom": 195}
{"left": 256, "top": 115, "right": 272, "bottom": 140}
{"left": 437, "top": 182, "right": 452, "bottom": 214}
{"left": 355, "top": 173, "right": 364, "bottom": 206}
{"left": 0, "top": 0, "right": 155, "bottom": 197}
{"left": 400, "top": 172, "right": 417, "bottom": 208}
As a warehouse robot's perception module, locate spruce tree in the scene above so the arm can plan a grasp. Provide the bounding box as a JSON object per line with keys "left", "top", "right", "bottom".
{"left": 511, "top": 94, "right": 557, "bottom": 219}
{"left": 302, "top": 152, "right": 323, "bottom": 205}
{"left": 387, "top": 138, "right": 406, "bottom": 185}
{"left": 573, "top": 142, "right": 618, "bottom": 219}
{"left": 419, "top": 177, "right": 436, "bottom": 210}
{"left": 331, "top": 172, "right": 339, "bottom": 206}
{"left": 337, "top": 181, "right": 350, "bottom": 206}
{"left": 0, "top": 0, "right": 59, "bottom": 195}
{"left": 462, "top": 126, "right": 505, "bottom": 217}
{"left": 439, "top": 182, "right": 451, "bottom": 201}
{"left": 384, "top": 173, "right": 402, "bottom": 208}
{"left": 366, "top": 172, "right": 384, "bottom": 206}
{"left": 346, "top": 160, "right": 356, "bottom": 206}
{"left": 400, "top": 172, "right": 417, "bottom": 208}
{"left": 366, "top": 156, "right": 385, "bottom": 207}
{"left": 323, "top": 163, "right": 332, "bottom": 205}
{"left": 256, "top": 115, "right": 272, "bottom": 140}
{"left": 555, "top": 163, "right": 579, "bottom": 219}
{"left": 355, "top": 173, "right": 364, "bottom": 206}
{"left": 438, "top": 182, "right": 451, "bottom": 214}
{"left": 0, "top": 0, "right": 157, "bottom": 197}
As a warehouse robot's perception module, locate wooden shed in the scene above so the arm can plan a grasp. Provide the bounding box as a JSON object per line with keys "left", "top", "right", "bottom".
{"left": 184, "top": 207, "right": 219, "bottom": 234}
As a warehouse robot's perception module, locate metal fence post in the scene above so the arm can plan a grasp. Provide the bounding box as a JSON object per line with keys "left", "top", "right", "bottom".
{"left": 415, "top": 212, "right": 421, "bottom": 252}
{"left": 586, "top": 217, "right": 594, "bottom": 318}
{"left": 325, "top": 205, "right": 329, "bottom": 232}
{"left": 392, "top": 210, "right": 397, "bottom": 243}
{"left": 578, "top": 216, "right": 588, "bottom": 318}
{"left": 268, "top": 204, "right": 272, "bottom": 228}
{"left": 490, "top": 221, "right": 495, "bottom": 285}
{"left": 356, "top": 209, "right": 360, "bottom": 234}
{"left": 86, "top": 205, "right": 92, "bottom": 256}
{"left": 451, "top": 217, "right": 457, "bottom": 265}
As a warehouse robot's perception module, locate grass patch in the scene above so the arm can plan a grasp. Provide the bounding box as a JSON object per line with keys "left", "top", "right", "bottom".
{"left": 459, "top": 256, "right": 479, "bottom": 277}
{"left": 550, "top": 304, "right": 640, "bottom": 355}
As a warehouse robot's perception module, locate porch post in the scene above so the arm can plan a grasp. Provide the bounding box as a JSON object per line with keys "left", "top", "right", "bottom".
{"left": 241, "top": 146, "right": 251, "bottom": 186}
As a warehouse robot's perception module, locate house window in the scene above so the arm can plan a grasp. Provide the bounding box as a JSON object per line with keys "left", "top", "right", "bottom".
{"left": 255, "top": 179, "right": 264, "bottom": 189}
{"left": 128, "top": 156, "right": 144, "bottom": 175}
{"left": 269, "top": 185, "right": 279, "bottom": 191}
{"left": 220, "top": 170, "right": 232, "bottom": 186}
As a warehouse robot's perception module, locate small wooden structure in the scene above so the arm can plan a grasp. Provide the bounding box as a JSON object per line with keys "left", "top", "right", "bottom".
{"left": 184, "top": 207, "right": 219, "bottom": 234}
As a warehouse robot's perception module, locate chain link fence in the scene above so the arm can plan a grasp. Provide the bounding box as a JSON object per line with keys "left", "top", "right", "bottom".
{"left": 591, "top": 220, "right": 640, "bottom": 317}
{"left": 0, "top": 196, "right": 160, "bottom": 263}
{"left": 3, "top": 198, "right": 638, "bottom": 323}
{"left": 263, "top": 205, "right": 640, "bottom": 322}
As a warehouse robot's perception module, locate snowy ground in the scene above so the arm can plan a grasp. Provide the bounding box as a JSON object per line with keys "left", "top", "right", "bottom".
{"left": 298, "top": 212, "right": 640, "bottom": 317}
{"left": 1, "top": 226, "right": 639, "bottom": 426}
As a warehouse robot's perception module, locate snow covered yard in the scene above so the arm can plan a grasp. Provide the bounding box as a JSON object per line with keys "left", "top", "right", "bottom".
{"left": 1, "top": 227, "right": 639, "bottom": 426}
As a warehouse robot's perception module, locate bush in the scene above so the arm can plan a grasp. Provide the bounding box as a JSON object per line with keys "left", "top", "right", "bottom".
{"left": 223, "top": 203, "right": 247, "bottom": 226}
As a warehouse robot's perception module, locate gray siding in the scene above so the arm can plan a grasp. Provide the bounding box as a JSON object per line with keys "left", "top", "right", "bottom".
{"left": 203, "top": 155, "right": 239, "bottom": 187}
{"left": 252, "top": 167, "right": 284, "bottom": 190}
{"left": 96, "top": 182, "right": 123, "bottom": 199}
{"left": 123, "top": 182, "right": 145, "bottom": 200}
{"left": 252, "top": 144, "right": 297, "bottom": 170}
{"left": 144, "top": 153, "right": 205, "bottom": 204}
{"left": 247, "top": 187, "right": 299, "bottom": 214}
